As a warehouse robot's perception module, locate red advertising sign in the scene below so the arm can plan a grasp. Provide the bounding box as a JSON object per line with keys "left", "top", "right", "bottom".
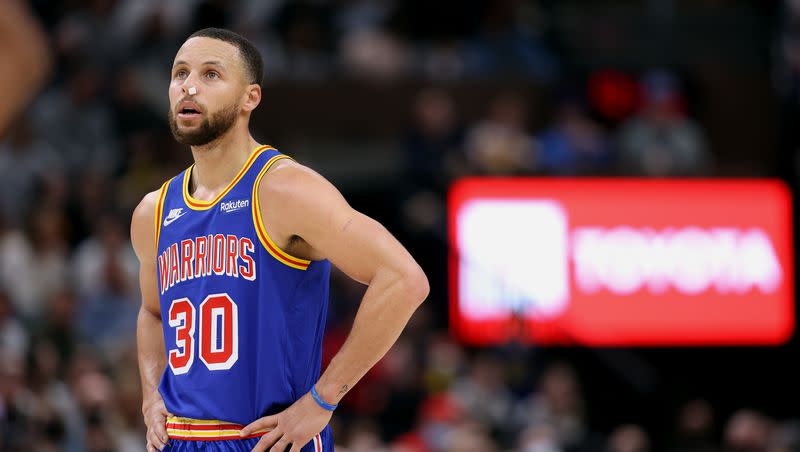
{"left": 448, "top": 179, "right": 794, "bottom": 346}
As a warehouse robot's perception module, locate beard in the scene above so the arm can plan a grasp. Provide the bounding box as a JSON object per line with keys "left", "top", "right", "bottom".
{"left": 168, "top": 101, "right": 240, "bottom": 146}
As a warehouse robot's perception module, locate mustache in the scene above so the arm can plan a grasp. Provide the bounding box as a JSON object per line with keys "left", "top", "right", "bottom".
{"left": 174, "top": 98, "right": 205, "bottom": 112}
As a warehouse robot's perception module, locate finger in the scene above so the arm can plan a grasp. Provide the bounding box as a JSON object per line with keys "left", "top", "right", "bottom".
{"left": 268, "top": 438, "right": 290, "bottom": 452}
{"left": 252, "top": 429, "right": 282, "bottom": 452}
{"left": 150, "top": 423, "right": 169, "bottom": 450}
{"left": 147, "top": 429, "right": 166, "bottom": 450}
{"left": 155, "top": 424, "right": 169, "bottom": 444}
{"left": 147, "top": 439, "right": 164, "bottom": 452}
{"left": 147, "top": 437, "right": 163, "bottom": 451}
{"left": 153, "top": 418, "right": 170, "bottom": 444}
{"left": 290, "top": 443, "right": 302, "bottom": 452}
{"left": 241, "top": 415, "right": 279, "bottom": 436}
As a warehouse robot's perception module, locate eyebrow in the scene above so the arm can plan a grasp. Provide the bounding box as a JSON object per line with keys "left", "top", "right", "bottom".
{"left": 172, "top": 60, "right": 226, "bottom": 69}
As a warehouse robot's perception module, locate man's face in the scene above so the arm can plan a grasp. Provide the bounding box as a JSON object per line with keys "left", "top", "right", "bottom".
{"left": 168, "top": 37, "right": 249, "bottom": 146}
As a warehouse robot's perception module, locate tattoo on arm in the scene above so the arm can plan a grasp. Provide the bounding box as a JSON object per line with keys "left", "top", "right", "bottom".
{"left": 337, "top": 385, "right": 348, "bottom": 398}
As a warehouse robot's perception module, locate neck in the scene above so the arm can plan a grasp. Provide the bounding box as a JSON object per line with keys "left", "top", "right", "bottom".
{"left": 189, "top": 122, "right": 259, "bottom": 194}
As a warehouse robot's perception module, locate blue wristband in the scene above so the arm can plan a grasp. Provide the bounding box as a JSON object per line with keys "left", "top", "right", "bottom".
{"left": 310, "top": 385, "right": 338, "bottom": 411}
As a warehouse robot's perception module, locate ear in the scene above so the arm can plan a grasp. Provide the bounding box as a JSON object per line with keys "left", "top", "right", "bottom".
{"left": 241, "top": 84, "right": 261, "bottom": 113}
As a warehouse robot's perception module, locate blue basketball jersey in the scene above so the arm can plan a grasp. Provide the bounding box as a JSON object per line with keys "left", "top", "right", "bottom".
{"left": 153, "top": 145, "right": 332, "bottom": 446}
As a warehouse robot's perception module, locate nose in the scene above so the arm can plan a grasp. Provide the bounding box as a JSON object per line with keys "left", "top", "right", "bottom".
{"left": 180, "top": 73, "right": 200, "bottom": 96}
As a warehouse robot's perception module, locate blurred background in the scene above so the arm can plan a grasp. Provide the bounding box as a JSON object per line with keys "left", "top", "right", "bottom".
{"left": 1, "top": 0, "right": 800, "bottom": 451}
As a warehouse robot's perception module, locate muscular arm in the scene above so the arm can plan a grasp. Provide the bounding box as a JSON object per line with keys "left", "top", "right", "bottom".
{"left": 241, "top": 161, "right": 428, "bottom": 451}
{"left": 0, "top": 0, "right": 51, "bottom": 134}
{"left": 261, "top": 162, "right": 430, "bottom": 404}
{"left": 132, "top": 191, "right": 171, "bottom": 451}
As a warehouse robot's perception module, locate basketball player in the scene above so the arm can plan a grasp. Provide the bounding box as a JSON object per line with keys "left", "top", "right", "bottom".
{"left": 131, "top": 28, "right": 429, "bottom": 452}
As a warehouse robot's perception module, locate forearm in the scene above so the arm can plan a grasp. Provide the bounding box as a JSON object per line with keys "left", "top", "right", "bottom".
{"left": 315, "top": 269, "right": 427, "bottom": 404}
{"left": 137, "top": 306, "right": 167, "bottom": 409}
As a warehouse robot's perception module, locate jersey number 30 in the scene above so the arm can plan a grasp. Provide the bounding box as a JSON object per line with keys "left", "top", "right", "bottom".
{"left": 168, "top": 293, "right": 238, "bottom": 374}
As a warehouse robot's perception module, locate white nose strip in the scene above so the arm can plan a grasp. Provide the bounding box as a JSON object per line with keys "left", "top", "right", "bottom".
{"left": 188, "top": 86, "right": 197, "bottom": 95}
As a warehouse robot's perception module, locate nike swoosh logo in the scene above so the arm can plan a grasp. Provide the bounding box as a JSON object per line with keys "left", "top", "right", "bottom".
{"left": 163, "top": 211, "right": 187, "bottom": 226}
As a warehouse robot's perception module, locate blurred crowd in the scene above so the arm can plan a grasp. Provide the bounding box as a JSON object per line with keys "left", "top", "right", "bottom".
{"left": 0, "top": 0, "right": 794, "bottom": 451}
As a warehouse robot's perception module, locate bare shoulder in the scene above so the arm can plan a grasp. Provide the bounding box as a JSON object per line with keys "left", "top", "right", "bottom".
{"left": 132, "top": 189, "right": 161, "bottom": 229}
{"left": 258, "top": 159, "right": 347, "bottom": 215}
{"left": 256, "top": 159, "right": 352, "bottom": 260}
{"left": 131, "top": 189, "right": 162, "bottom": 261}
{"left": 259, "top": 159, "right": 339, "bottom": 199}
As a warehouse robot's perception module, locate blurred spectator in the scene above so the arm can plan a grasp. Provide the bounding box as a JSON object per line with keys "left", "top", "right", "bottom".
{"left": 68, "top": 170, "right": 116, "bottom": 247}
{"left": 607, "top": 424, "right": 650, "bottom": 452}
{"left": 618, "top": 70, "right": 712, "bottom": 176}
{"left": 31, "top": 64, "right": 122, "bottom": 175}
{"left": 517, "top": 423, "right": 563, "bottom": 452}
{"left": 0, "top": 208, "right": 69, "bottom": 321}
{"left": 110, "top": 65, "right": 163, "bottom": 140}
{"left": 405, "top": 89, "right": 465, "bottom": 193}
{"left": 84, "top": 411, "right": 115, "bottom": 452}
{"left": 340, "top": 29, "right": 413, "bottom": 80}
{"left": 0, "top": 116, "right": 63, "bottom": 222}
{"left": 465, "top": 92, "right": 537, "bottom": 175}
{"left": 112, "top": 356, "right": 147, "bottom": 452}
{"left": 0, "top": 350, "right": 35, "bottom": 451}
{"left": 515, "top": 362, "right": 591, "bottom": 451}
{"left": 450, "top": 353, "right": 514, "bottom": 436}
{"left": 377, "top": 338, "right": 425, "bottom": 441}
{"left": 0, "top": 289, "right": 28, "bottom": 364}
{"left": 416, "top": 392, "right": 464, "bottom": 451}
{"left": 768, "top": 420, "right": 800, "bottom": 452}
{"left": 537, "top": 96, "right": 613, "bottom": 175}
{"left": 38, "top": 290, "right": 79, "bottom": 374}
{"left": 776, "top": 0, "right": 800, "bottom": 180}
{"left": 422, "top": 334, "right": 466, "bottom": 394}
{"left": 273, "top": 2, "right": 336, "bottom": 80}
{"left": 396, "top": 88, "right": 463, "bottom": 311}
{"left": 724, "top": 409, "right": 774, "bottom": 452}
{"left": 442, "top": 419, "right": 499, "bottom": 452}
{"left": 401, "top": 88, "right": 464, "bottom": 234}
{"left": 53, "top": 0, "right": 124, "bottom": 67}
{"left": 464, "top": 0, "right": 559, "bottom": 80}
{"left": 669, "top": 399, "right": 718, "bottom": 452}
{"left": 776, "top": 0, "right": 800, "bottom": 103}
{"left": 72, "top": 212, "right": 139, "bottom": 350}
{"left": 72, "top": 213, "right": 137, "bottom": 298}
{"left": 344, "top": 418, "right": 390, "bottom": 452}
{"left": 27, "top": 338, "right": 83, "bottom": 452}
{"left": 334, "top": 0, "right": 393, "bottom": 35}
{"left": 116, "top": 131, "right": 173, "bottom": 210}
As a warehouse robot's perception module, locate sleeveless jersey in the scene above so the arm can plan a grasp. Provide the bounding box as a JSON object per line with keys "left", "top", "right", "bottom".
{"left": 153, "top": 145, "right": 332, "bottom": 429}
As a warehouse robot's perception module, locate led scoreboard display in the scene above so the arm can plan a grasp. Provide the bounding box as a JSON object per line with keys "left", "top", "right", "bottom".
{"left": 448, "top": 179, "right": 794, "bottom": 346}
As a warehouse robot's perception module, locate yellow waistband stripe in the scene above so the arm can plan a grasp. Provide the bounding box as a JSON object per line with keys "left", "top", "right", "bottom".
{"left": 165, "top": 416, "right": 324, "bottom": 449}
{"left": 165, "top": 416, "right": 267, "bottom": 441}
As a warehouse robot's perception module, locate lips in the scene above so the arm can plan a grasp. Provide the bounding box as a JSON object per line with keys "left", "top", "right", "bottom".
{"left": 177, "top": 100, "right": 203, "bottom": 119}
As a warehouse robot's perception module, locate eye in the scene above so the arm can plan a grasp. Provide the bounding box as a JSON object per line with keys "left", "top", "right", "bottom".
{"left": 174, "top": 69, "right": 188, "bottom": 79}
{"left": 206, "top": 71, "right": 220, "bottom": 80}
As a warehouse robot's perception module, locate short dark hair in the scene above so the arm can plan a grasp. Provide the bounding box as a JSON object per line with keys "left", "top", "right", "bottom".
{"left": 187, "top": 28, "right": 264, "bottom": 86}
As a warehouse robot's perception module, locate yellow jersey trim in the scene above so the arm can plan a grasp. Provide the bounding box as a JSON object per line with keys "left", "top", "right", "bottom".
{"left": 182, "top": 145, "right": 271, "bottom": 211}
{"left": 252, "top": 155, "right": 312, "bottom": 270}
{"left": 153, "top": 178, "right": 172, "bottom": 255}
